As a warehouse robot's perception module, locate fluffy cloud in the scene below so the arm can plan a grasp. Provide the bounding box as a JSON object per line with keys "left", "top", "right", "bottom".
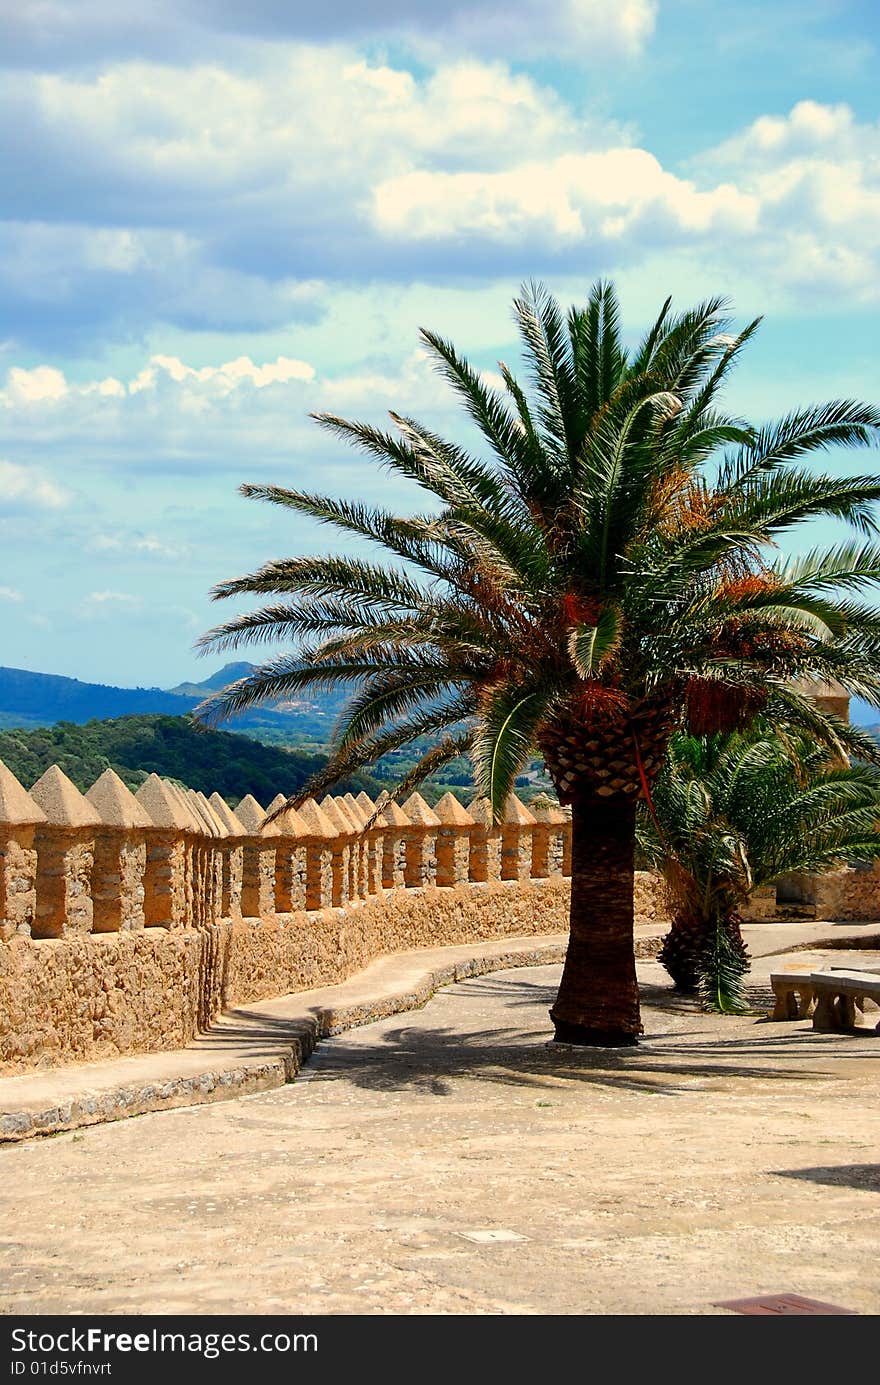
{"left": 370, "top": 99, "right": 880, "bottom": 303}
{"left": 0, "top": 347, "right": 456, "bottom": 480}
{"left": 0, "top": 586, "right": 23, "bottom": 602}
{"left": 0, "top": 50, "right": 594, "bottom": 346}
{"left": 92, "top": 533, "right": 189, "bottom": 559}
{"left": 5, "top": 366, "right": 69, "bottom": 403}
{"left": 373, "top": 150, "right": 758, "bottom": 245}
{"left": 0, "top": 458, "right": 69, "bottom": 509}
{"left": 1, "top": 32, "right": 878, "bottom": 356}
{"left": 0, "top": 1, "right": 656, "bottom": 70}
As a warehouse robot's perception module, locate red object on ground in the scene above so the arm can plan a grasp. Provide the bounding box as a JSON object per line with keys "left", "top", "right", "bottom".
{"left": 714, "top": 1294, "right": 857, "bottom": 1315}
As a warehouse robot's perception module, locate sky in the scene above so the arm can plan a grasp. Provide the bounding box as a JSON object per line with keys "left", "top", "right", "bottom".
{"left": 0, "top": 0, "right": 878, "bottom": 690}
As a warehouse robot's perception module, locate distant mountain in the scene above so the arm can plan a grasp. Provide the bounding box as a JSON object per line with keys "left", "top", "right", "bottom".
{"left": 0, "top": 664, "right": 350, "bottom": 741}
{"left": 0, "top": 666, "right": 192, "bottom": 726}
{"left": 0, "top": 714, "right": 381, "bottom": 802}
{"left": 167, "top": 662, "right": 258, "bottom": 698}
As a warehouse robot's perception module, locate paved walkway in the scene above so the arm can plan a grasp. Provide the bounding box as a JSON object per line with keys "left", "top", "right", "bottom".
{"left": 0, "top": 934, "right": 575, "bottom": 1140}
{"left": 3, "top": 917, "right": 876, "bottom": 1141}
{"left": 1, "top": 923, "right": 879, "bottom": 1315}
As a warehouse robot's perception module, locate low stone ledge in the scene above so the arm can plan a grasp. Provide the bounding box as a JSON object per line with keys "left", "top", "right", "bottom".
{"left": 0, "top": 932, "right": 669, "bottom": 1142}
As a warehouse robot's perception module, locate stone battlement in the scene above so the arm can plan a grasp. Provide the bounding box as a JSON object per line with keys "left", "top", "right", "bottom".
{"left": 0, "top": 763, "right": 589, "bottom": 1073}
{"left": 1, "top": 759, "right": 877, "bottom": 1074}
{"left": 0, "top": 764, "right": 574, "bottom": 941}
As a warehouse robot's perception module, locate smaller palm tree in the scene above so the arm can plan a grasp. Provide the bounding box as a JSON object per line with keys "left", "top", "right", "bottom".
{"left": 638, "top": 726, "right": 880, "bottom": 1011}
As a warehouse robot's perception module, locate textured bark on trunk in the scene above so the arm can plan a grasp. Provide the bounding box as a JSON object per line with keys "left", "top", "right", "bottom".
{"left": 659, "top": 908, "right": 750, "bottom": 996}
{"left": 658, "top": 912, "right": 704, "bottom": 992}
{"left": 550, "top": 794, "right": 642, "bottom": 1045}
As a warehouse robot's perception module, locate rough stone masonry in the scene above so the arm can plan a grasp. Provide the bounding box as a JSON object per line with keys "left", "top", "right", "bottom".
{"left": 0, "top": 753, "right": 877, "bottom": 1074}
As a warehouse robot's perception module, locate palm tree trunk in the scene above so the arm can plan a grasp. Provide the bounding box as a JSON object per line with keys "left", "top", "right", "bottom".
{"left": 550, "top": 794, "right": 642, "bottom": 1045}
{"left": 658, "top": 911, "right": 704, "bottom": 992}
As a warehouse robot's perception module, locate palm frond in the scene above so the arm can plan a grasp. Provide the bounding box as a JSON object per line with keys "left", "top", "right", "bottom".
{"left": 470, "top": 685, "right": 550, "bottom": 821}
{"left": 718, "top": 399, "right": 880, "bottom": 491}
{"left": 512, "top": 280, "right": 576, "bottom": 460}
{"left": 568, "top": 604, "right": 622, "bottom": 677}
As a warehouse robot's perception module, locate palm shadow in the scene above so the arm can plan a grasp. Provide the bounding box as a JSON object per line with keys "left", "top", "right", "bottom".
{"left": 771, "top": 1164, "right": 880, "bottom": 1193}
{"left": 309, "top": 977, "right": 850, "bottom": 1099}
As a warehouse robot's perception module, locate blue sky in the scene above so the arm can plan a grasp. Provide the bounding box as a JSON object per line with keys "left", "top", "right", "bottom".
{"left": 0, "top": 0, "right": 878, "bottom": 689}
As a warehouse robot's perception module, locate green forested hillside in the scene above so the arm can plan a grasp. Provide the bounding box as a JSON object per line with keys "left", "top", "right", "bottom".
{"left": 0, "top": 715, "right": 383, "bottom": 805}
{"left": 0, "top": 664, "right": 351, "bottom": 741}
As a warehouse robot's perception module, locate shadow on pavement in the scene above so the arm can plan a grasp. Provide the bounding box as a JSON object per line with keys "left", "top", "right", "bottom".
{"left": 771, "top": 1163, "right": 880, "bottom": 1193}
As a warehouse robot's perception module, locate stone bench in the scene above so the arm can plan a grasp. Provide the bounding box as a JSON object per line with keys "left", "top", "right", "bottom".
{"left": 770, "top": 965, "right": 880, "bottom": 1022}
{"left": 770, "top": 971, "right": 817, "bottom": 1020}
{"left": 810, "top": 969, "right": 880, "bottom": 1034}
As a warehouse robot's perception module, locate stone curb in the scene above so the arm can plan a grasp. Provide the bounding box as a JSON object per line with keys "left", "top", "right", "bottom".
{"left": 0, "top": 932, "right": 661, "bottom": 1142}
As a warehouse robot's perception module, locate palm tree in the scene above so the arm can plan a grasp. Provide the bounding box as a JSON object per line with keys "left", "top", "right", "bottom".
{"left": 196, "top": 281, "right": 880, "bottom": 1046}
{"left": 638, "top": 726, "right": 880, "bottom": 1011}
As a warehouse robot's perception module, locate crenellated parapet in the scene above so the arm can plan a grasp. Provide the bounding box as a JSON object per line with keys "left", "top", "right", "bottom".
{"left": 2, "top": 754, "right": 878, "bottom": 1075}
{"left": 0, "top": 764, "right": 567, "bottom": 941}
{"left": 5, "top": 759, "right": 880, "bottom": 954}
{"left": 0, "top": 762, "right": 46, "bottom": 942}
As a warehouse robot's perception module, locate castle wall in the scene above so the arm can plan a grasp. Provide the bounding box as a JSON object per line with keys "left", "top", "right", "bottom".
{"left": 0, "top": 759, "right": 875, "bottom": 1075}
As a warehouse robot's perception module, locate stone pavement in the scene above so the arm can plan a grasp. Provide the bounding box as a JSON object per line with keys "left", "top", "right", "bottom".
{"left": 0, "top": 934, "right": 574, "bottom": 1140}
{"left": 1, "top": 944, "right": 878, "bottom": 1316}
{"left": 2, "top": 918, "right": 878, "bottom": 1142}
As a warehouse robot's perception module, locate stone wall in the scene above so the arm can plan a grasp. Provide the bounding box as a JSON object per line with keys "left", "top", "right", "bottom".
{"left": 0, "top": 757, "right": 876, "bottom": 1075}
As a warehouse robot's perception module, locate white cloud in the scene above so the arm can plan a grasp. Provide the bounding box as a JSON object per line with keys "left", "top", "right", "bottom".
{"left": 2, "top": 44, "right": 877, "bottom": 353}
{"left": 691, "top": 101, "right": 880, "bottom": 301}
{"left": 0, "top": 2, "right": 658, "bottom": 70}
{"left": 0, "top": 344, "right": 456, "bottom": 483}
{"left": 92, "top": 532, "right": 189, "bottom": 559}
{"left": 11, "top": 51, "right": 585, "bottom": 201}
{"left": 3, "top": 354, "right": 317, "bottom": 409}
{"left": 703, "top": 100, "right": 866, "bottom": 168}
{"left": 367, "top": 100, "right": 880, "bottom": 305}
{"left": 0, "top": 458, "right": 69, "bottom": 509}
{"left": 0, "top": 50, "right": 615, "bottom": 350}
{"left": 373, "top": 149, "right": 758, "bottom": 244}
{"left": 138, "top": 354, "right": 315, "bottom": 392}
{"left": 87, "top": 590, "right": 142, "bottom": 606}
{"left": 6, "top": 365, "right": 68, "bottom": 403}
{"left": 0, "top": 585, "right": 23, "bottom": 602}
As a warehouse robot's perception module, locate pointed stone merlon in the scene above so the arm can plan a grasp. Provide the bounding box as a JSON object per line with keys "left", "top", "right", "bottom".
{"left": 178, "top": 789, "right": 213, "bottom": 928}
{"left": 195, "top": 791, "right": 229, "bottom": 925}
{"left": 134, "top": 774, "right": 190, "bottom": 928}
{"left": 341, "top": 794, "right": 372, "bottom": 899}
{"left": 209, "top": 793, "right": 245, "bottom": 920}
{"left": 739, "top": 882, "right": 777, "bottom": 922}
{"left": 296, "top": 797, "right": 337, "bottom": 911}
{"left": 378, "top": 798, "right": 409, "bottom": 891}
{"left": 28, "top": 766, "right": 100, "bottom": 939}
{"left": 0, "top": 760, "right": 46, "bottom": 940}
{"left": 84, "top": 769, "right": 152, "bottom": 933}
{"left": 321, "top": 796, "right": 357, "bottom": 907}
{"left": 401, "top": 792, "right": 440, "bottom": 888}
{"left": 527, "top": 795, "right": 567, "bottom": 879}
{"left": 793, "top": 676, "right": 850, "bottom": 725}
{"left": 467, "top": 797, "right": 503, "bottom": 883}
{"left": 433, "top": 792, "right": 474, "bottom": 888}
{"left": 353, "top": 793, "right": 383, "bottom": 895}
{"left": 234, "top": 795, "right": 279, "bottom": 920}
{"left": 270, "top": 799, "right": 308, "bottom": 915}
{"left": 334, "top": 796, "right": 369, "bottom": 902}
{"left": 561, "top": 804, "right": 573, "bottom": 875}
{"left": 499, "top": 795, "right": 536, "bottom": 881}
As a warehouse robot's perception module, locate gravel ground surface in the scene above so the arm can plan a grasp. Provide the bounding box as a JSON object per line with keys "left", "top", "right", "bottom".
{"left": 2, "top": 958, "right": 878, "bottom": 1316}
